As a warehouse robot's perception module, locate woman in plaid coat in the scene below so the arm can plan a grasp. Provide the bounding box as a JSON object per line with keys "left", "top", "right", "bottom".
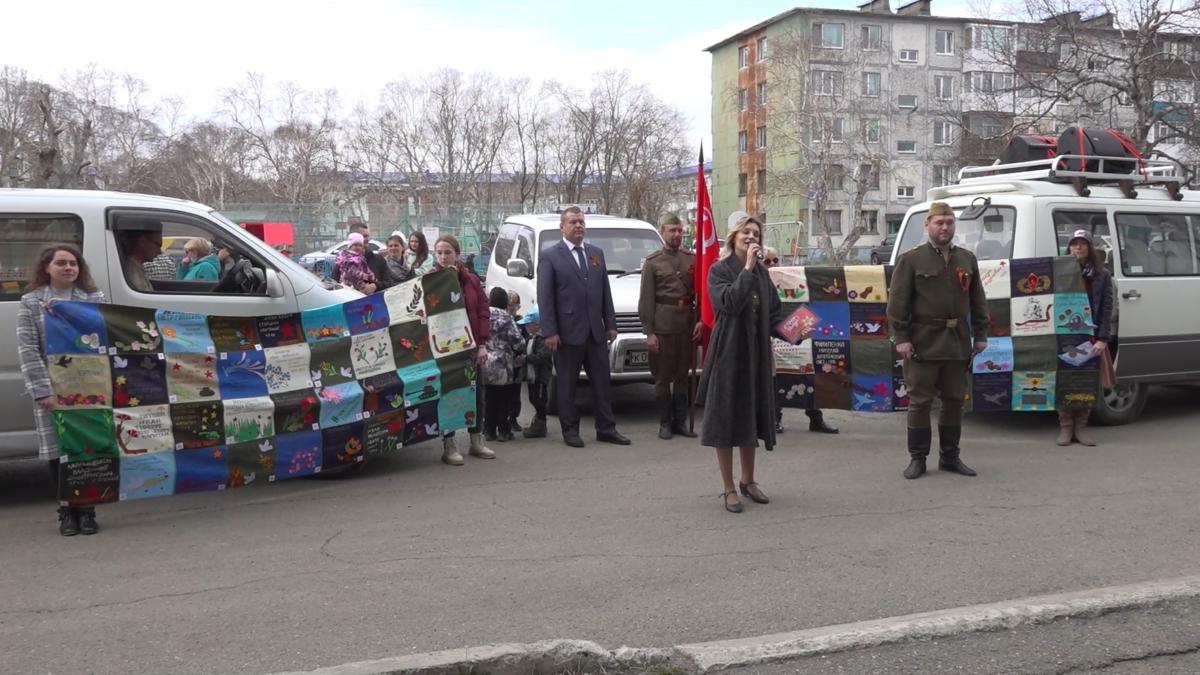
{"left": 18, "top": 245, "right": 108, "bottom": 536}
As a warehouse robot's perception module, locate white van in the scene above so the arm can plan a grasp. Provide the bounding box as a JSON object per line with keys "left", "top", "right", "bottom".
{"left": 484, "top": 214, "right": 664, "bottom": 413}
{"left": 0, "top": 189, "right": 361, "bottom": 459}
{"left": 892, "top": 156, "right": 1200, "bottom": 425}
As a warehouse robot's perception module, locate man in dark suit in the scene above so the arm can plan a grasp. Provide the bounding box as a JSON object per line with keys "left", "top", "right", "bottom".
{"left": 537, "top": 206, "right": 632, "bottom": 448}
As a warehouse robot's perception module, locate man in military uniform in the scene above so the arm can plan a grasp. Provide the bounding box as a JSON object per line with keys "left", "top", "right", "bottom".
{"left": 886, "top": 202, "right": 989, "bottom": 479}
{"left": 639, "top": 213, "right": 705, "bottom": 439}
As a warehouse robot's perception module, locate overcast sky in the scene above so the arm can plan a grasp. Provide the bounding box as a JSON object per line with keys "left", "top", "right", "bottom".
{"left": 3, "top": 0, "right": 976, "bottom": 151}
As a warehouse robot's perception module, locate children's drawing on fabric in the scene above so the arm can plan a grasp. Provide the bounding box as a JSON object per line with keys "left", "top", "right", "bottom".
{"left": 321, "top": 421, "right": 366, "bottom": 468}
{"left": 59, "top": 457, "right": 120, "bottom": 506}
{"left": 97, "top": 305, "right": 162, "bottom": 355}
{"left": 843, "top": 266, "right": 887, "bottom": 303}
{"left": 848, "top": 303, "right": 888, "bottom": 339}
{"left": 972, "top": 337, "right": 1014, "bottom": 373}
{"left": 1054, "top": 294, "right": 1095, "bottom": 334}
{"left": 808, "top": 302, "right": 850, "bottom": 340}
{"left": 165, "top": 353, "right": 220, "bottom": 402}
{"left": 814, "top": 372, "right": 852, "bottom": 410}
{"left": 52, "top": 409, "right": 118, "bottom": 462}
{"left": 972, "top": 372, "right": 1013, "bottom": 412}
{"left": 157, "top": 310, "right": 216, "bottom": 354}
{"left": 428, "top": 309, "right": 476, "bottom": 359}
{"left": 403, "top": 400, "right": 440, "bottom": 445}
{"left": 222, "top": 396, "right": 275, "bottom": 445}
{"left": 208, "top": 316, "right": 259, "bottom": 353}
{"left": 345, "top": 293, "right": 391, "bottom": 335}
{"left": 421, "top": 268, "right": 466, "bottom": 317}
{"left": 174, "top": 446, "right": 229, "bottom": 494}
{"left": 390, "top": 320, "right": 432, "bottom": 369}
{"left": 1012, "top": 371, "right": 1056, "bottom": 411}
{"left": 978, "top": 259, "right": 1012, "bottom": 300}
{"left": 301, "top": 304, "right": 350, "bottom": 343}
{"left": 773, "top": 340, "right": 814, "bottom": 374}
{"left": 362, "top": 370, "right": 405, "bottom": 414}
{"left": 383, "top": 278, "right": 426, "bottom": 324}
{"left": 264, "top": 342, "right": 312, "bottom": 394}
{"left": 438, "top": 386, "right": 476, "bottom": 432}
{"left": 49, "top": 354, "right": 112, "bottom": 410}
{"left": 275, "top": 431, "right": 322, "bottom": 478}
{"left": 45, "top": 302, "right": 107, "bottom": 355}
{"left": 1010, "top": 258, "right": 1054, "bottom": 296}
{"left": 768, "top": 267, "right": 808, "bottom": 301}
{"left": 1056, "top": 370, "right": 1100, "bottom": 410}
{"left": 848, "top": 339, "right": 892, "bottom": 376}
{"left": 317, "top": 381, "right": 365, "bottom": 428}
{"left": 805, "top": 267, "right": 847, "bottom": 302}
{"left": 110, "top": 353, "right": 169, "bottom": 408}
{"left": 1014, "top": 334, "right": 1060, "bottom": 372}
{"left": 1057, "top": 335, "right": 1100, "bottom": 370}
{"left": 1053, "top": 256, "right": 1087, "bottom": 294}
{"left": 892, "top": 377, "right": 910, "bottom": 412}
{"left": 813, "top": 340, "right": 850, "bottom": 375}
{"left": 169, "top": 401, "right": 225, "bottom": 450}
{"left": 1011, "top": 295, "right": 1056, "bottom": 336}
{"left": 365, "top": 410, "right": 406, "bottom": 455}
{"left": 350, "top": 328, "right": 397, "bottom": 380}
{"left": 775, "top": 373, "right": 815, "bottom": 410}
{"left": 271, "top": 389, "right": 322, "bottom": 434}
{"left": 308, "top": 337, "right": 356, "bottom": 388}
{"left": 437, "top": 356, "right": 474, "bottom": 391}
{"left": 114, "top": 405, "right": 174, "bottom": 456}
{"left": 119, "top": 453, "right": 176, "bottom": 501}
{"left": 227, "top": 437, "right": 276, "bottom": 488}
{"left": 986, "top": 298, "right": 1012, "bottom": 337}
{"left": 399, "top": 360, "right": 442, "bottom": 405}
{"left": 255, "top": 313, "right": 306, "bottom": 348}
{"left": 217, "top": 350, "right": 269, "bottom": 399}
{"left": 851, "top": 375, "right": 893, "bottom": 412}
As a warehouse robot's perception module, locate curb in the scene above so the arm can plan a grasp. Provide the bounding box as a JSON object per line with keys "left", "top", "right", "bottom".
{"left": 268, "top": 575, "right": 1200, "bottom": 675}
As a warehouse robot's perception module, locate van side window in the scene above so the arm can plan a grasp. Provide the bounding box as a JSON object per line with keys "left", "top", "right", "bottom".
{"left": 0, "top": 215, "right": 84, "bottom": 302}
{"left": 111, "top": 212, "right": 266, "bottom": 295}
{"left": 1053, "top": 211, "right": 1114, "bottom": 273}
{"left": 493, "top": 224, "right": 518, "bottom": 266}
{"left": 1114, "top": 212, "right": 1199, "bottom": 276}
{"left": 515, "top": 227, "right": 534, "bottom": 269}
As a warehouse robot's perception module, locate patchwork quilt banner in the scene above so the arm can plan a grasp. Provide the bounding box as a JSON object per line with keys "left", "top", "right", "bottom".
{"left": 46, "top": 269, "right": 478, "bottom": 507}
{"left": 771, "top": 257, "right": 1101, "bottom": 415}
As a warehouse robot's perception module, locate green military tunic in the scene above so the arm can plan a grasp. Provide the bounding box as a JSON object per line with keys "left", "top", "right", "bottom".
{"left": 638, "top": 247, "right": 696, "bottom": 396}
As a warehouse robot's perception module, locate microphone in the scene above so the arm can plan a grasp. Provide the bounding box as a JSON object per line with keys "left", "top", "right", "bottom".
{"left": 756, "top": 248, "right": 764, "bottom": 260}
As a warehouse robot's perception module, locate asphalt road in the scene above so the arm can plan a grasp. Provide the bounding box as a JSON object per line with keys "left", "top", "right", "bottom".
{"left": 1, "top": 384, "right": 1198, "bottom": 675}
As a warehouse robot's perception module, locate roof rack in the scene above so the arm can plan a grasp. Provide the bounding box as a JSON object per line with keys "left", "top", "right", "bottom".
{"left": 957, "top": 155, "right": 1187, "bottom": 200}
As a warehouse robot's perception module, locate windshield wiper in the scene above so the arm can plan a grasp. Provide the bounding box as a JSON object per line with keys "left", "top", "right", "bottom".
{"left": 617, "top": 268, "right": 642, "bottom": 278}
{"left": 607, "top": 268, "right": 627, "bottom": 275}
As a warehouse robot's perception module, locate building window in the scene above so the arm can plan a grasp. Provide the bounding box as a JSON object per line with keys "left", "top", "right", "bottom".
{"left": 862, "top": 72, "right": 882, "bottom": 97}
{"left": 861, "top": 210, "right": 879, "bottom": 233}
{"left": 898, "top": 94, "right": 918, "bottom": 108}
{"left": 897, "top": 186, "right": 915, "bottom": 198}
{"left": 811, "top": 118, "right": 846, "bottom": 143}
{"left": 935, "top": 75, "right": 954, "bottom": 100}
{"left": 859, "top": 163, "right": 880, "bottom": 189}
{"left": 813, "top": 22, "right": 845, "bottom": 49}
{"left": 756, "top": 126, "right": 767, "bottom": 149}
{"left": 739, "top": 88, "right": 748, "bottom": 111}
{"left": 966, "top": 71, "right": 1014, "bottom": 93}
{"left": 970, "top": 25, "right": 1010, "bottom": 51}
{"left": 934, "top": 121, "right": 954, "bottom": 145}
{"left": 861, "top": 25, "right": 882, "bottom": 50}
{"left": 899, "top": 49, "right": 919, "bottom": 62}
{"left": 832, "top": 117, "right": 845, "bottom": 142}
{"left": 933, "top": 164, "right": 954, "bottom": 186}
{"left": 828, "top": 164, "right": 845, "bottom": 190}
{"left": 812, "top": 70, "right": 844, "bottom": 96}
{"left": 897, "top": 140, "right": 916, "bottom": 154}
{"left": 823, "top": 210, "right": 843, "bottom": 235}
{"left": 757, "top": 169, "right": 768, "bottom": 193}
{"left": 1155, "top": 122, "right": 1174, "bottom": 142}
{"left": 738, "top": 46, "right": 748, "bottom": 68}
{"left": 756, "top": 82, "right": 767, "bottom": 105}
{"left": 757, "top": 37, "right": 768, "bottom": 60}
{"left": 863, "top": 119, "right": 881, "bottom": 143}
{"left": 936, "top": 29, "right": 955, "bottom": 55}
{"left": 738, "top": 131, "right": 748, "bottom": 153}
{"left": 738, "top": 173, "right": 748, "bottom": 196}
{"left": 1116, "top": 90, "right": 1132, "bottom": 106}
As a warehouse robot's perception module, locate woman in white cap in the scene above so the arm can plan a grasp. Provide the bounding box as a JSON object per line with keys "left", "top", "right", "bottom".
{"left": 1058, "top": 229, "right": 1113, "bottom": 447}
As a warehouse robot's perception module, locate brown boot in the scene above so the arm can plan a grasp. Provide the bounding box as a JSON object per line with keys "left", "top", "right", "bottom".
{"left": 1073, "top": 410, "right": 1096, "bottom": 446}
{"left": 1056, "top": 411, "right": 1075, "bottom": 446}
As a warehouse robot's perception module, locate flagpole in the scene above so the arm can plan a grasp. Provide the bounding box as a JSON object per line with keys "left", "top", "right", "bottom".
{"left": 689, "top": 144, "right": 705, "bottom": 434}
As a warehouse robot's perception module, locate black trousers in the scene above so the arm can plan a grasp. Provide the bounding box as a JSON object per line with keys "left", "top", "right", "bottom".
{"left": 553, "top": 337, "right": 617, "bottom": 438}
{"left": 484, "top": 384, "right": 519, "bottom": 434}
{"left": 527, "top": 381, "right": 548, "bottom": 420}
{"left": 509, "top": 369, "right": 522, "bottom": 420}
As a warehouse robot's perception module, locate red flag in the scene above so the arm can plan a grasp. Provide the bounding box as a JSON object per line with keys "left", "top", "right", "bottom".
{"left": 694, "top": 145, "right": 717, "bottom": 354}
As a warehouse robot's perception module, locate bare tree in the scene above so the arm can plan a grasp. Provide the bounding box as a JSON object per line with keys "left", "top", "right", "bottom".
{"left": 0, "top": 66, "right": 41, "bottom": 186}
{"left": 503, "top": 76, "right": 551, "bottom": 209}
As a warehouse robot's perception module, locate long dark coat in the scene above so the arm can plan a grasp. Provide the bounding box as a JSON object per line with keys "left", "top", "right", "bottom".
{"left": 696, "top": 256, "right": 782, "bottom": 450}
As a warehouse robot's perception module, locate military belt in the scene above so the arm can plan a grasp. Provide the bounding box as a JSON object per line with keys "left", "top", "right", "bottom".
{"left": 657, "top": 300, "right": 693, "bottom": 309}
{"left": 912, "top": 316, "right": 963, "bottom": 328}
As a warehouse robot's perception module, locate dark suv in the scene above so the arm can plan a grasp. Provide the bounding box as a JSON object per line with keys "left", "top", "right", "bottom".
{"left": 870, "top": 234, "right": 897, "bottom": 265}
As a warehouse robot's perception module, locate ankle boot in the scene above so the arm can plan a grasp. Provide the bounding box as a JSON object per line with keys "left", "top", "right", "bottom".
{"left": 77, "top": 507, "right": 98, "bottom": 535}
{"left": 469, "top": 432, "right": 496, "bottom": 459}
{"left": 1073, "top": 410, "right": 1096, "bottom": 446}
{"left": 441, "top": 435, "right": 464, "bottom": 465}
{"left": 937, "top": 425, "right": 977, "bottom": 476}
{"left": 58, "top": 505, "right": 79, "bottom": 537}
{"left": 1056, "top": 411, "right": 1075, "bottom": 446}
{"left": 523, "top": 417, "right": 547, "bottom": 438}
{"left": 656, "top": 395, "right": 673, "bottom": 440}
{"left": 671, "top": 392, "right": 697, "bottom": 438}
{"left": 904, "top": 427, "right": 931, "bottom": 479}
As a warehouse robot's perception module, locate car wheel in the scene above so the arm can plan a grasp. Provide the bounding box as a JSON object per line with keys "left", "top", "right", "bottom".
{"left": 1091, "top": 382, "right": 1148, "bottom": 426}
{"left": 871, "top": 254, "right": 880, "bottom": 265}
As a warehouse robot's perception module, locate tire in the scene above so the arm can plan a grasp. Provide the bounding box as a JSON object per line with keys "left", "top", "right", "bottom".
{"left": 870, "top": 254, "right": 880, "bottom": 265}
{"left": 307, "top": 459, "right": 368, "bottom": 480}
{"left": 546, "top": 375, "right": 559, "bottom": 416}
{"left": 1091, "top": 382, "right": 1148, "bottom": 426}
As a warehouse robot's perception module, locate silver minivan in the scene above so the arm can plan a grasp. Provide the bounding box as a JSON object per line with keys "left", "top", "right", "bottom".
{"left": 0, "top": 189, "right": 362, "bottom": 459}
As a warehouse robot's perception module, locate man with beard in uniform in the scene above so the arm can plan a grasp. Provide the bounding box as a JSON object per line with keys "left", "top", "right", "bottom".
{"left": 886, "top": 201, "right": 989, "bottom": 480}
{"left": 639, "top": 213, "right": 704, "bottom": 439}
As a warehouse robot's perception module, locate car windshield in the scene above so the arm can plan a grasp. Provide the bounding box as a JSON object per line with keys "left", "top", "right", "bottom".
{"left": 539, "top": 228, "right": 664, "bottom": 273}
{"left": 897, "top": 206, "right": 1017, "bottom": 261}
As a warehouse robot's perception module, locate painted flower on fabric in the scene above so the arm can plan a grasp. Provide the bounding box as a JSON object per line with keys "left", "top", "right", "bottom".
{"left": 80, "top": 333, "right": 100, "bottom": 349}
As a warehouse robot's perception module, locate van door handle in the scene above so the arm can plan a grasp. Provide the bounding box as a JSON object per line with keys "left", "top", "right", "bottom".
{"left": 1122, "top": 290, "right": 1141, "bottom": 300}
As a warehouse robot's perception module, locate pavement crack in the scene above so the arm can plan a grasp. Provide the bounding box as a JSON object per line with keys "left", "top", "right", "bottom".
{"left": 320, "top": 529, "right": 349, "bottom": 563}
{"left": 1057, "top": 642, "right": 1200, "bottom": 674}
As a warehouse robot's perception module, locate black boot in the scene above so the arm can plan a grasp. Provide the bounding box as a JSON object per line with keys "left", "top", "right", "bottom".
{"left": 58, "top": 506, "right": 79, "bottom": 536}
{"left": 523, "top": 417, "right": 547, "bottom": 438}
{"left": 904, "top": 427, "right": 931, "bottom": 479}
{"left": 657, "top": 396, "right": 674, "bottom": 440}
{"left": 671, "top": 392, "right": 698, "bottom": 438}
{"left": 77, "top": 507, "right": 99, "bottom": 535}
{"left": 937, "top": 425, "right": 977, "bottom": 476}
{"left": 808, "top": 410, "right": 839, "bottom": 434}
{"left": 775, "top": 407, "right": 786, "bottom": 434}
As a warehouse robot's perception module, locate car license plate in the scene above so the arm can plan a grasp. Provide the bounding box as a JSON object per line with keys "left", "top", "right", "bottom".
{"left": 625, "top": 350, "right": 649, "bottom": 367}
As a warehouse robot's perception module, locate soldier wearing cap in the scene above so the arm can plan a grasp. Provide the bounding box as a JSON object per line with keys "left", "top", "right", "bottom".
{"left": 639, "top": 212, "right": 704, "bottom": 439}
{"left": 886, "top": 201, "right": 989, "bottom": 480}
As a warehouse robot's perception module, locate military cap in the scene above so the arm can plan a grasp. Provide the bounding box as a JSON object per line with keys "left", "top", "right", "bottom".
{"left": 928, "top": 202, "right": 953, "bottom": 217}
{"left": 659, "top": 212, "right": 682, "bottom": 227}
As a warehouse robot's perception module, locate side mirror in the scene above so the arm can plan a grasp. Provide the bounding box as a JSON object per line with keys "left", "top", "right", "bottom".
{"left": 507, "top": 259, "right": 530, "bottom": 278}
{"left": 265, "top": 269, "right": 285, "bottom": 298}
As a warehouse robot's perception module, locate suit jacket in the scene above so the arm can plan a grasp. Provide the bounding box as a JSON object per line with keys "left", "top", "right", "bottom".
{"left": 537, "top": 240, "right": 616, "bottom": 346}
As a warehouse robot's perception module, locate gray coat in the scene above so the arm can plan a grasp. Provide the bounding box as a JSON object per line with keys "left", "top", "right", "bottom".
{"left": 696, "top": 257, "right": 782, "bottom": 450}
